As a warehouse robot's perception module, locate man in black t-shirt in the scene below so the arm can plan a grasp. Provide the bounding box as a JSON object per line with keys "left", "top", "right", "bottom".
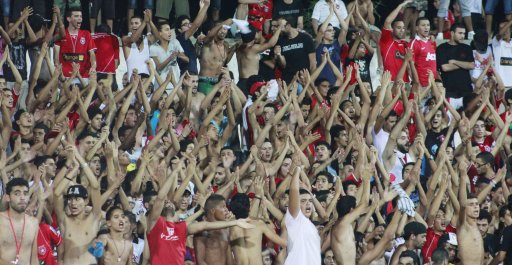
{"left": 436, "top": 23, "right": 474, "bottom": 101}
{"left": 274, "top": 16, "right": 315, "bottom": 83}
{"left": 491, "top": 204, "right": 512, "bottom": 265}
{"left": 272, "top": 0, "right": 304, "bottom": 29}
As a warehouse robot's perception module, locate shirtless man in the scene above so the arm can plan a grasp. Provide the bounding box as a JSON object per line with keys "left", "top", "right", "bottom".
{"left": 0, "top": 178, "right": 39, "bottom": 265}
{"left": 331, "top": 164, "right": 371, "bottom": 265}
{"left": 96, "top": 207, "right": 133, "bottom": 265}
{"left": 53, "top": 146, "right": 103, "bottom": 265}
{"left": 236, "top": 19, "right": 285, "bottom": 93}
{"left": 229, "top": 178, "right": 287, "bottom": 265}
{"left": 194, "top": 194, "right": 238, "bottom": 265}
{"left": 182, "top": 71, "right": 204, "bottom": 132}
{"left": 148, "top": 163, "right": 254, "bottom": 265}
{"left": 457, "top": 159, "right": 499, "bottom": 265}
{"left": 198, "top": 19, "right": 239, "bottom": 95}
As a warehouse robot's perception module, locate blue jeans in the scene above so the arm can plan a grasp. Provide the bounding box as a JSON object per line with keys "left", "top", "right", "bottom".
{"left": 485, "top": 0, "right": 512, "bottom": 15}
{"left": 2, "top": 0, "right": 10, "bottom": 17}
{"left": 128, "top": 0, "right": 154, "bottom": 9}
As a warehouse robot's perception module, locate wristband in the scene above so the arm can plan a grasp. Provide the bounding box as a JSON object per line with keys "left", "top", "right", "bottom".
{"left": 490, "top": 180, "right": 497, "bottom": 187}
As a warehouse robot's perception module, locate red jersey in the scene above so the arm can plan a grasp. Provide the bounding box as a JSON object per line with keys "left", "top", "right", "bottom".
{"left": 55, "top": 29, "right": 96, "bottom": 78}
{"left": 248, "top": 0, "right": 273, "bottom": 20}
{"left": 147, "top": 217, "right": 187, "bottom": 265}
{"left": 92, "top": 33, "right": 119, "bottom": 74}
{"left": 409, "top": 35, "right": 438, "bottom": 87}
{"left": 37, "top": 223, "right": 62, "bottom": 265}
{"left": 472, "top": 135, "right": 494, "bottom": 153}
{"left": 379, "top": 28, "right": 410, "bottom": 82}
{"left": 421, "top": 225, "right": 456, "bottom": 263}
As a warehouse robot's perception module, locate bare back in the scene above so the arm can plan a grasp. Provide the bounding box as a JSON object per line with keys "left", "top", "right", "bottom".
{"left": 229, "top": 221, "right": 267, "bottom": 265}
{"left": 0, "top": 212, "right": 39, "bottom": 264}
{"left": 62, "top": 214, "right": 101, "bottom": 265}
{"left": 332, "top": 221, "right": 357, "bottom": 265}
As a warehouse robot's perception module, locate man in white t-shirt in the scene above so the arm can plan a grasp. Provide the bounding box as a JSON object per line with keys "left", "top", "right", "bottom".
{"left": 311, "top": 0, "right": 347, "bottom": 35}
{"left": 492, "top": 19, "right": 512, "bottom": 88}
{"left": 150, "top": 21, "right": 188, "bottom": 90}
{"left": 283, "top": 166, "right": 321, "bottom": 265}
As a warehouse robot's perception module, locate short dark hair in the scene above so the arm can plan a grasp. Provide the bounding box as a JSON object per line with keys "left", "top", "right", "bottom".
{"left": 229, "top": 193, "right": 250, "bottom": 219}
{"left": 336, "top": 196, "right": 356, "bottom": 217}
{"left": 315, "top": 171, "right": 334, "bottom": 184}
{"left": 130, "top": 15, "right": 143, "bottom": 22}
{"left": 175, "top": 15, "right": 191, "bottom": 29}
{"left": 403, "top": 222, "right": 427, "bottom": 240}
{"left": 431, "top": 248, "right": 449, "bottom": 265}
{"left": 415, "top": 17, "right": 430, "bottom": 26}
{"left": 314, "top": 77, "right": 330, "bottom": 87}
{"left": 399, "top": 250, "right": 420, "bottom": 265}
{"left": 106, "top": 206, "right": 123, "bottom": 220}
{"left": 158, "top": 21, "right": 171, "bottom": 31}
{"left": 330, "top": 124, "right": 347, "bottom": 140}
{"left": 284, "top": 16, "right": 298, "bottom": 28}
{"left": 300, "top": 97, "right": 312, "bottom": 106}
{"left": 478, "top": 209, "right": 492, "bottom": 223}
{"left": 87, "top": 107, "right": 104, "bottom": 120}
{"left": 6, "top": 178, "right": 29, "bottom": 195}
{"left": 315, "top": 141, "right": 331, "bottom": 151}
{"left": 66, "top": 6, "right": 82, "bottom": 17}
{"left": 342, "top": 180, "right": 358, "bottom": 194}
{"left": 204, "top": 194, "right": 226, "bottom": 212}
{"left": 33, "top": 155, "right": 52, "bottom": 167}
{"left": 386, "top": 110, "right": 398, "bottom": 120}
{"left": 450, "top": 23, "right": 465, "bottom": 32}
{"left": 476, "top": 152, "right": 494, "bottom": 165}
{"left": 34, "top": 122, "right": 49, "bottom": 133}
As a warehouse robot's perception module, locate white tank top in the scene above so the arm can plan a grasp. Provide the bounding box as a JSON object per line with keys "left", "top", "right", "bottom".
{"left": 372, "top": 128, "right": 390, "bottom": 161}
{"left": 126, "top": 36, "right": 150, "bottom": 79}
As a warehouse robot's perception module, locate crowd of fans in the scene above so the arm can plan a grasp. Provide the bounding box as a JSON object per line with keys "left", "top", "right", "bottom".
{"left": 2, "top": 0, "right": 512, "bottom": 265}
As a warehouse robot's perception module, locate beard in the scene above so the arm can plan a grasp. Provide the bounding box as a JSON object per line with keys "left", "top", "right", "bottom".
{"left": 397, "top": 143, "right": 409, "bottom": 153}
{"left": 161, "top": 204, "right": 176, "bottom": 217}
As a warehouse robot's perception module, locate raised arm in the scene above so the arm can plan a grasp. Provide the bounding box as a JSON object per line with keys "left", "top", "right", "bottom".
{"left": 384, "top": 0, "right": 412, "bottom": 29}
{"left": 288, "top": 166, "right": 302, "bottom": 218}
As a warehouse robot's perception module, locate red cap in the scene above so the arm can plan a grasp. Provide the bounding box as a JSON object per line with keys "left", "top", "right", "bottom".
{"left": 249, "top": 81, "right": 266, "bottom": 95}
{"left": 249, "top": 19, "right": 263, "bottom": 31}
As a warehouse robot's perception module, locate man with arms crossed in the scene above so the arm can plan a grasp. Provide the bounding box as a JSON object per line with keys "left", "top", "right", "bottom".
{"left": 0, "top": 178, "right": 39, "bottom": 265}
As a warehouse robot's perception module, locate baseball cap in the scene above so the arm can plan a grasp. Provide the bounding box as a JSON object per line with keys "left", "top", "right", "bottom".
{"left": 65, "top": 185, "right": 89, "bottom": 198}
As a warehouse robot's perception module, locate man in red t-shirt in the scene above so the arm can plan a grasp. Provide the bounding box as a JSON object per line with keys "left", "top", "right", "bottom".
{"left": 55, "top": 7, "right": 96, "bottom": 79}
{"left": 409, "top": 17, "right": 438, "bottom": 87}
{"left": 91, "top": 25, "right": 119, "bottom": 75}
{"left": 422, "top": 208, "right": 457, "bottom": 262}
{"left": 380, "top": 0, "right": 412, "bottom": 83}
{"left": 147, "top": 169, "right": 254, "bottom": 265}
